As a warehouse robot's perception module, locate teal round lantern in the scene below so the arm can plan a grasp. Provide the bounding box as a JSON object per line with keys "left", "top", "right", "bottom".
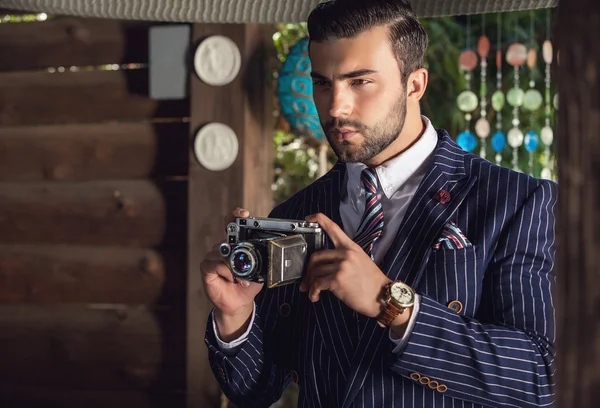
{"left": 277, "top": 37, "right": 325, "bottom": 140}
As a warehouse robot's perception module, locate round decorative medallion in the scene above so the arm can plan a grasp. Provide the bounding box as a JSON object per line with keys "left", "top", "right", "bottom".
{"left": 194, "top": 35, "right": 241, "bottom": 86}
{"left": 194, "top": 123, "right": 239, "bottom": 171}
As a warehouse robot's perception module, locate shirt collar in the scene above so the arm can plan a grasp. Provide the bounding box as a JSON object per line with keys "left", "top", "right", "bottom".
{"left": 345, "top": 116, "right": 438, "bottom": 199}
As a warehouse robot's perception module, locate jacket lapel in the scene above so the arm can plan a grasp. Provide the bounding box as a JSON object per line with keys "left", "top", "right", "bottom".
{"left": 306, "top": 163, "right": 359, "bottom": 379}
{"left": 340, "top": 130, "right": 478, "bottom": 408}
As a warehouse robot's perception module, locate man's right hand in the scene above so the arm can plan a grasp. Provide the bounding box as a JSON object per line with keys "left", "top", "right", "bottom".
{"left": 200, "top": 207, "right": 263, "bottom": 342}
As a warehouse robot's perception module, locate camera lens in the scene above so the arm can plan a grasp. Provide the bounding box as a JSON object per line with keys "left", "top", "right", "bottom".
{"left": 230, "top": 247, "right": 257, "bottom": 278}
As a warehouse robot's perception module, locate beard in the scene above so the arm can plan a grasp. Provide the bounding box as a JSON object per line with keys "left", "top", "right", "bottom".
{"left": 322, "top": 94, "right": 407, "bottom": 163}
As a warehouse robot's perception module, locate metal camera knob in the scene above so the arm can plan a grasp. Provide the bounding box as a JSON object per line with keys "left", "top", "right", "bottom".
{"left": 219, "top": 243, "right": 231, "bottom": 257}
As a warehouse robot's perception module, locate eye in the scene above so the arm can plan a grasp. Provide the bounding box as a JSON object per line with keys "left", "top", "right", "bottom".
{"left": 351, "top": 79, "right": 370, "bottom": 87}
{"left": 312, "top": 79, "right": 331, "bottom": 87}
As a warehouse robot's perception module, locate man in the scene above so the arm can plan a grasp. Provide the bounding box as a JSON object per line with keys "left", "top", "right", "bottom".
{"left": 201, "top": 0, "right": 557, "bottom": 407}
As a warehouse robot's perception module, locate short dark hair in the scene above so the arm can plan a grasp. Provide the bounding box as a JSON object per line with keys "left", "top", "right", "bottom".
{"left": 307, "top": 0, "right": 429, "bottom": 82}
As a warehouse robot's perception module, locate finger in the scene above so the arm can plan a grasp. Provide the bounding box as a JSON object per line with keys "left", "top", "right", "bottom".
{"left": 200, "top": 260, "right": 234, "bottom": 282}
{"left": 205, "top": 242, "right": 255, "bottom": 289}
{"left": 307, "top": 249, "right": 349, "bottom": 269}
{"left": 223, "top": 207, "right": 250, "bottom": 230}
{"left": 307, "top": 274, "right": 337, "bottom": 302}
{"left": 202, "top": 252, "right": 255, "bottom": 288}
{"left": 305, "top": 212, "right": 353, "bottom": 249}
{"left": 300, "top": 262, "right": 339, "bottom": 292}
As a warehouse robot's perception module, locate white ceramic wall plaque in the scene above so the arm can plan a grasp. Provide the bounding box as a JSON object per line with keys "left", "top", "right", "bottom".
{"left": 194, "top": 35, "right": 241, "bottom": 86}
{"left": 194, "top": 122, "right": 239, "bottom": 171}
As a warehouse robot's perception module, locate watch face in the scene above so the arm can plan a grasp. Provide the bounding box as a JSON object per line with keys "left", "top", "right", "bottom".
{"left": 391, "top": 282, "right": 414, "bottom": 306}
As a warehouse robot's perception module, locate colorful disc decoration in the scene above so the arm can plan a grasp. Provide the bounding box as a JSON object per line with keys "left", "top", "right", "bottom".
{"left": 456, "top": 17, "right": 479, "bottom": 153}
{"left": 454, "top": 11, "right": 556, "bottom": 181}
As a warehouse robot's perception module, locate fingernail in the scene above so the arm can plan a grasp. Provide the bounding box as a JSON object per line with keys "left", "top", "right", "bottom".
{"left": 240, "top": 280, "right": 250, "bottom": 287}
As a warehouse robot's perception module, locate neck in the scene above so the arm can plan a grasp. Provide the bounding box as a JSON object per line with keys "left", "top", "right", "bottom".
{"left": 364, "top": 113, "right": 426, "bottom": 168}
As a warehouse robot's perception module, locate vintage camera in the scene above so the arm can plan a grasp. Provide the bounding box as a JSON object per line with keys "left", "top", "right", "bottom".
{"left": 219, "top": 217, "right": 325, "bottom": 288}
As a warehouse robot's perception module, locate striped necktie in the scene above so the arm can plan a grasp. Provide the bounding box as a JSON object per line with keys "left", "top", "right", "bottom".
{"left": 353, "top": 167, "right": 384, "bottom": 258}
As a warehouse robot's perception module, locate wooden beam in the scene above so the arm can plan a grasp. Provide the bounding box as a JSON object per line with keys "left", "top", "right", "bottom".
{"left": 0, "top": 305, "right": 185, "bottom": 391}
{"left": 0, "top": 245, "right": 186, "bottom": 304}
{"left": 0, "top": 69, "right": 189, "bottom": 126}
{"left": 0, "top": 17, "right": 153, "bottom": 71}
{"left": 186, "top": 23, "right": 276, "bottom": 408}
{"left": 0, "top": 122, "right": 189, "bottom": 181}
{"left": 241, "top": 24, "right": 277, "bottom": 217}
{"left": 556, "top": 1, "right": 600, "bottom": 407}
{"left": 0, "top": 180, "right": 186, "bottom": 247}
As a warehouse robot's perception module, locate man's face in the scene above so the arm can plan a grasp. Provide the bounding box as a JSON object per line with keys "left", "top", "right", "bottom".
{"left": 309, "top": 26, "right": 408, "bottom": 163}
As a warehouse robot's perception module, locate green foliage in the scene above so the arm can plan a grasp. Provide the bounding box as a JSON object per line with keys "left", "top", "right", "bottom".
{"left": 0, "top": 12, "right": 50, "bottom": 23}
{"left": 272, "top": 129, "right": 321, "bottom": 204}
{"left": 273, "top": 23, "right": 308, "bottom": 63}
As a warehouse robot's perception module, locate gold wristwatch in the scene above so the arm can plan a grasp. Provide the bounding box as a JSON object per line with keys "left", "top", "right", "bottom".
{"left": 376, "top": 281, "right": 415, "bottom": 328}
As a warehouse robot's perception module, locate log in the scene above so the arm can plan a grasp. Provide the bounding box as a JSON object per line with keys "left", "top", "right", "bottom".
{"left": 0, "top": 305, "right": 185, "bottom": 390}
{"left": 0, "top": 69, "right": 189, "bottom": 126}
{"left": 0, "top": 122, "right": 189, "bottom": 181}
{"left": 0, "top": 245, "right": 185, "bottom": 304}
{"left": 0, "top": 386, "right": 186, "bottom": 408}
{"left": 0, "top": 180, "right": 187, "bottom": 247}
{"left": 555, "top": 1, "right": 600, "bottom": 407}
{"left": 0, "top": 17, "right": 152, "bottom": 71}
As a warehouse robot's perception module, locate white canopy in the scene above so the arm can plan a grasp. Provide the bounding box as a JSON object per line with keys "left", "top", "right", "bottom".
{"left": 0, "top": 0, "right": 558, "bottom": 23}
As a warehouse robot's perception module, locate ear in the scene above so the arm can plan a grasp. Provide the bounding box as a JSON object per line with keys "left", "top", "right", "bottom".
{"left": 406, "top": 68, "right": 428, "bottom": 101}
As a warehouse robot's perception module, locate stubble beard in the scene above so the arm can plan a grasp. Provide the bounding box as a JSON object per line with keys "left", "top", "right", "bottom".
{"left": 323, "top": 94, "right": 408, "bottom": 164}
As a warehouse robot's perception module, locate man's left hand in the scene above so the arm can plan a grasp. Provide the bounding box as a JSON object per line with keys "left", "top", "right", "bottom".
{"left": 299, "top": 212, "right": 391, "bottom": 319}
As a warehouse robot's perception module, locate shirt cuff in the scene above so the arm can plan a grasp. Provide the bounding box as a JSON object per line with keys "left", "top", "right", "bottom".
{"left": 389, "top": 293, "right": 421, "bottom": 354}
{"left": 212, "top": 302, "right": 256, "bottom": 356}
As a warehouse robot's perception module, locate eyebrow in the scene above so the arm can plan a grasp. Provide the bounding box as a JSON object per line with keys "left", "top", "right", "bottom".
{"left": 310, "top": 69, "right": 379, "bottom": 81}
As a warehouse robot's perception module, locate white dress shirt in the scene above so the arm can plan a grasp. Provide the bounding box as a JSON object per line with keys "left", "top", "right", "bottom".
{"left": 213, "top": 116, "right": 438, "bottom": 355}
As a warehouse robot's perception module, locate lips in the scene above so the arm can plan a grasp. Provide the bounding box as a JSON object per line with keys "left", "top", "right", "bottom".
{"left": 332, "top": 129, "right": 359, "bottom": 141}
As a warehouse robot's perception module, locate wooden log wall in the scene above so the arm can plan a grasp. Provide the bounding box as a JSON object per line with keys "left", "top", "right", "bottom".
{"left": 0, "top": 14, "right": 276, "bottom": 408}
{"left": 0, "top": 16, "right": 189, "bottom": 407}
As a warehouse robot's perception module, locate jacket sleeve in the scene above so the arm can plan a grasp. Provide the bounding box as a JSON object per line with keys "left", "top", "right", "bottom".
{"left": 389, "top": 180, "right": 557, "bottom": 408}
{"left": 205, "top": 289, "right": 293, "bottom": 407}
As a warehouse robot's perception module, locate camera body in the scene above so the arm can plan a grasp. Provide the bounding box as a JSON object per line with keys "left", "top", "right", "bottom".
{"left": 219, "top": 217, "right": 325, "bottom": 288}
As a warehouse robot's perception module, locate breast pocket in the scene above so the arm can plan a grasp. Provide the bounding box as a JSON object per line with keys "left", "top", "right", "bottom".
{"left": 417, "top": 245, "right": 484, "bottom": 317}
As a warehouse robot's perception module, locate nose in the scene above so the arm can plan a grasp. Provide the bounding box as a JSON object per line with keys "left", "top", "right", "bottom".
{"left": 328, "top": 87, "right": 352, "bottom": 119}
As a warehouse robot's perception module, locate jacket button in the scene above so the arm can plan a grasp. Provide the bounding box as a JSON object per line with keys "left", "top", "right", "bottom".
{"left": 428, "top": 380, "right": 439, "bottom": 389}
{"left": 437, "top": 384, "right": 448, "bottom": 393}
{"left": 409, "top": 372, "right": 421, "bottom": 381}
{"left": 279, "top": 303, "right": 291, "bottom": 317}
{"left": 419, "top": 376, "right": 430, "bottom": 385}
{"left": 448, "top": 300, "right": 463, "bottom": 314}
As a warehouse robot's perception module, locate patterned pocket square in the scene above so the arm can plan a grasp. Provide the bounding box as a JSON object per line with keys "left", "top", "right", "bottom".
{"left": 433, "top": 222, "right": 472, "bottom": 250}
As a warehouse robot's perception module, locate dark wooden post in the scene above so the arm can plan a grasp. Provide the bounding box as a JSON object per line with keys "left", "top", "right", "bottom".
{"left": 556, "top": 2, "right": 600, "bottom": 407}
{"left": 186, "top": 24, "right": 275, "bottom": 407}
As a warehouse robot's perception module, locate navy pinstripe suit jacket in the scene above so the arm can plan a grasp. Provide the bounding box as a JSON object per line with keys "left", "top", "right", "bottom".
{"left": 205, "top": 129, "right": 557, "bottom": 408}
